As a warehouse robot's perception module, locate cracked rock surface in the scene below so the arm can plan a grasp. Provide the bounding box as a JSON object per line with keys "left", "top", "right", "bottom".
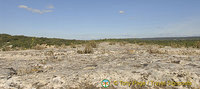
{"left": 0, "top": 42, "right": 200, "bottom": 89}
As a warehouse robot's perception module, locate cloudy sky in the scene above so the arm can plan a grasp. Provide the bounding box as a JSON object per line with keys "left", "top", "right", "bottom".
{"left": 0, "top": 0, "right": 200, "bottom": 40}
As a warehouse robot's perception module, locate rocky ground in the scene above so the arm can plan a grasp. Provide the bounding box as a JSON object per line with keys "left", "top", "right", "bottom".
{"left": 0, "top": 42, "right": 200, "bottom": 89}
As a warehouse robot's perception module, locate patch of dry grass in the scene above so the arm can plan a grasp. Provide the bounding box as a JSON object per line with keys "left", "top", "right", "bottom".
{"left": 195, "top": 41, "right": 200, "bottom": 48}
{"left": 17, "top": 65, "right": 44, "bottom": 75}
{"left": 70, "top": 44, "right": 76, "bottom": 48}
{"left": 77, "top": 44, "right": 94, "bottom": 54}
{"left": 2, "top": 46, "right": 12, "bottom": 51}
{"left": 88, "top": 41, "right": 98, "bottom": 48}
{"left": 127, "top": 49, "right": 135, "bottom": 54}
{"left": 33, "top": 44, "right": 46, "bottom": 50}
{"left": 109, "top": 42, "right": 116, "bottom": 45}
{"left": 147, "top": 48, "right": 164, "bottom": 54}
{"left": 137, "top": 42, "right": 146, "bottom": 46}
{"left": 44, "top": 50, "right": 54, "bottom": 56}
{"left": 119, "top": 42, "right": 127, "bottom": 46}
{"left": 84, "top": 45, "right": 94, "bottom": 54}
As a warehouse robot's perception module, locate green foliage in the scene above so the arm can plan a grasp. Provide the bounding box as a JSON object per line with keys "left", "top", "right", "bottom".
{"left": 0, "top": 34, "right": 86, "bottom": 50}
{"left": 1, "top": 34, "right": 200, "bottom": 50}
{"left": 98, "top": 38, "right": 200, "bottom": 48}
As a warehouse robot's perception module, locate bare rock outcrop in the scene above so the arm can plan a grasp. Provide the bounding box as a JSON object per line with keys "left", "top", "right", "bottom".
{"left": 0, "top": 42, "right": 199, "bottom": 89}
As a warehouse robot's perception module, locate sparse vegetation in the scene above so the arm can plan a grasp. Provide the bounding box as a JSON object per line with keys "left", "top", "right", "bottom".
{"left": 33, "top": 44, "right": 47, "bottom": 50}
{"left": 88, "top": 41, "right": 98, "bottom": 48}
{"left": 77, "top": 44, "right": 94, "bottom": 54}
{"left": 17, "top": 65, "right": 44, "bottom": 76}
{"left": 0, "top": 34, "right": 86, "bottom": 50}
{"left": 99, "top": 38, "right": 200, "bottom": 48}
{"left": 70, "top": 43, "right": 76, "bottom": 48}
{"left": 2, "top": 46, "right": 12, "bottom": 51}
{"left": 109, "top": 42, "right": 116, "bottom": 45}
{"left": 195, "top": 41, "right": 200, "bottom": 48}
{"left": 148, "top": 48, "right": 161, "bottom": 54}
{"left": 119, "top": 41, "right": 127, "bottom": 46}
{"left": 1, "top": 36, "right": 200, "bottom": 89}
{"left": 127, "top": 49, "right": 135, "bottom": 54}
{"left": 84, "top": 44, "right": 94, "bottom": 54}
{"left": 77, "top": 50, "right": 84, "bottom": 54}
{"left": 1, "top": 34, "right": 200, "bottom": 51}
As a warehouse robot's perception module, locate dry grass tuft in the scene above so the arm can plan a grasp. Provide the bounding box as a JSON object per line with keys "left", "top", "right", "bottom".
{"left": 88, "top": 41, "right": 98, "bottom": 48}
{"left": 33, "top": 44, "right": 46, "bottom": 50}
{"left": 137, "top": 42, "right": 146, "bottom": 46}
{"left": 84, "top": 45, "right": 94, "bottom": 54}
{"left": 44, "top": 50, "right": 54, "bottom": 56}
{"left": 127, "top": 49, "right": 135, "bottom": 54}
{"left": 61, "top": 44, "right": 67, "bottom": 48}
{"left": 119, "top": 42, "right": 127, "bottom": 46}
{"left": 77, "top": 50, "right": 84, "bottom": 54}
{"left": 17, "top": 65, "right": 44, "bottom": 75}
{"left": 195, "top": 41, "right": 200, "bottom": 48}
{"left": 148, "top": 48, "right": 162, "bottom": 54}
{"left": 77, "top": 44, "right": 94, "bottom": 54}
{"left": 2, "top": 46, "right": 12, "bottom": 51}
{"left": 70, "top": 44, "right": 76, "bottom": 48}
{"left": 109, "top": 42, "right": 116, "bottom": 45}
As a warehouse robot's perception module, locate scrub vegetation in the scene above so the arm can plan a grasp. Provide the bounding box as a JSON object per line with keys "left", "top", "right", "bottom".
{"left": 0, "top": 34, "right": 200, "bottom": 51}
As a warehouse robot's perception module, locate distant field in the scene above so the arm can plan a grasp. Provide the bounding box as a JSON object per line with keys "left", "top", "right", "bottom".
{"left": 0, "top": 34, "right": 200, "bottom": 51}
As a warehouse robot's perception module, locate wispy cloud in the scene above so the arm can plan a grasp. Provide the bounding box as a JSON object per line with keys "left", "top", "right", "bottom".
{"left": 18, "top": 5, "right": 53, "bottom": 14}
{"left": 119, "top": 10, "right": 125, "bottom": 14}
{"left": 47, "top": 5, "right": 54, "bottom": 9}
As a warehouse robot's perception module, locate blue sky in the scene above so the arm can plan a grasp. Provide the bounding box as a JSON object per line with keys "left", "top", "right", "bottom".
{"left": 0, "top": 0, "right": 200, "bottom": 40}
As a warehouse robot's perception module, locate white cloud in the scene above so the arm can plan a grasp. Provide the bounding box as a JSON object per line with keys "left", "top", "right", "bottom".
{"left": 47, "top": 5, "right": 54, "bottom": 9}
{"left": 18, "top": 5, "right": 53, "bottom": 14}
{"left": 18, "top": 5, "right": 28, "bottom": 8}
{"left": 119, "top": 10, "right": 124, "bottom": 14}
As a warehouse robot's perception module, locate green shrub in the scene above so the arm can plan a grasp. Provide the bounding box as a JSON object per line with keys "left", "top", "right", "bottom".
{"left": 1, "top": 34, "right": 200, "bottom": 50}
